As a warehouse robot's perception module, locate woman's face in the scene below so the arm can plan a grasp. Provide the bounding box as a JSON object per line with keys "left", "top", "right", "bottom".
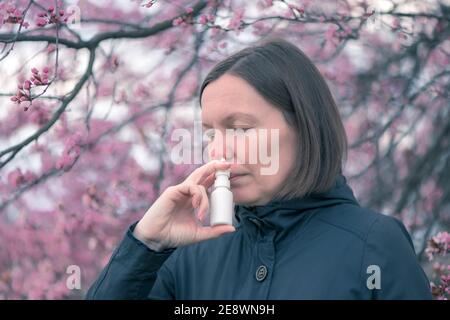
{"left": 201, "top": 74, "right": 297, "bottom": 206}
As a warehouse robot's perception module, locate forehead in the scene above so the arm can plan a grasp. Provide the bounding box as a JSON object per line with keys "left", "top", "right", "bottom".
{"left": 201, "top": 74, "right": 271, "bottom": 122}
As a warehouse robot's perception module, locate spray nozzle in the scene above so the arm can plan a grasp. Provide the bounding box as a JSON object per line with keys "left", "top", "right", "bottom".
{"left": 214, "top": 158, "right": 230, "bottom": 188}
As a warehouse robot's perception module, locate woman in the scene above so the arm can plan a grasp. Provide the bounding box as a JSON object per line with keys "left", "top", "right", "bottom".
{"left": 86, "top": 38, "right": 431, "bottom": 299}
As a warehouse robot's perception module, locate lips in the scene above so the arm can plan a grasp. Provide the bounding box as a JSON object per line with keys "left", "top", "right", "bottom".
{"left": 230, "top": 174, "right": 247, "bottom": 181}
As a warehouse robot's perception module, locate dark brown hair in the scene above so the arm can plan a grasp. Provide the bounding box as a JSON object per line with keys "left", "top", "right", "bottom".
{"left": 199, "top": 37, "right": 348, "bottom": 200}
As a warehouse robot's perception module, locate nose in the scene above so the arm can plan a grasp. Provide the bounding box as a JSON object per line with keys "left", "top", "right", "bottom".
{"left": 208, "top": 130, "right": 234, "bottom": 161}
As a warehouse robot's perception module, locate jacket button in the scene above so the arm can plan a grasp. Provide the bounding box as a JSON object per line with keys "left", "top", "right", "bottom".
{"left": 255, "top": 265, "right": 267, "bottom": 282}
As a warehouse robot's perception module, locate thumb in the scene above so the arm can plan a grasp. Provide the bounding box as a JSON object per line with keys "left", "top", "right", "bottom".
{"left": 196, "top": 225, "right": 236, "bottom": 241}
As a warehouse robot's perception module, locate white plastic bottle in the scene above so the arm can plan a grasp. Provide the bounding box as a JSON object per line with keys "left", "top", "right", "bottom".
{"left": 210, "top": 161, "right": 234, "bottom": 226}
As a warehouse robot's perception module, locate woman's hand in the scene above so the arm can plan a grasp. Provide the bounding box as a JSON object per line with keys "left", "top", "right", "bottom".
{"left": 133, "top": 160, "right": 236, "bottom": 252}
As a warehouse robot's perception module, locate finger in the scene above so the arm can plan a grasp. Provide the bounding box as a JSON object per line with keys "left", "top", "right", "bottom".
{"left": 195, "top": 225, "right": 236, "bottom": 241}
{"left": 201, "top": 172, "right": 216, "bottom": 189}
{"left": 192, "top": 192, "right": 200, "bottom": 208}
{"left": 177, "top": 183, "right": 202, "bottom": 208}
{"left": 191, "top": 185, "right": 203, "bottom": 209}
{"left": 196, "top": 185, "right": 210, "bottom": 222}
{"left": 187, "top": 160, "right": 232, "bottom": 185}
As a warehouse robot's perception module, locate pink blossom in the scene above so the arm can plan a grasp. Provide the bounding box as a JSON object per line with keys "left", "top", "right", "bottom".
{"left": 228, "top": 8, "right": 245, "bottom": 30}
{"left": 431, "top": 274, "right": 450, "bottom": 300}
{"left": 11, "top": 67, "right": 53, "bottom": 109}
{"left": 23, "top": 80, "right": 31, "bottom": 90}
{"left": 35, "top": 6, "right": 67, "bottom": 27}
{"left": 172, "top": 17, "right": 183, "bottom": 26}
{"left": 262, "top": 0, "right": 273, "bottom": 8}
{"left": 392, "top": 18, "right": 401, "bottom": 30}
{"left": 199, "top": 14, "right": 208, "bottom": 25}
{"left": 56, "top": 133, "right": 85, "bottom": 170}
{"left": 36, "top": 17, "right": 47, "bottom": 27}
{"left": 1, "top": 3, "right": 25, "bottom": 25}
{"left": 210, "top": 27, "right": 220, "bottom": 36}
{"left": 23, "top": 171, "right": 37, "bottom": 182}
{"left": 288, "top": 4, "right": 305, "bottom": 15}
{"left": 325, "top": 25, "right": 338, "bottom": 42}
{"left": 8, "top": 168, "right": 25, "bottom": 188}
{"left": 46, "top": 44, "right": 57, "bottom": 53}
{"left": 29, "top": 106, "right": 50, "bottom": 125}
{"left": 426, "top": 231, "right": 450, "bottom": 261}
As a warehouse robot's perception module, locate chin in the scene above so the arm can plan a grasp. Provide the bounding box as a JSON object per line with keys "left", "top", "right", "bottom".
{"left": 232, "top": 190, "right": 260, "bottom": 206}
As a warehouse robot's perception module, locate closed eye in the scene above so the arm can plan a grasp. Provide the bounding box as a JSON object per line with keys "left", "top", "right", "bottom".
{"left": 203, "top": 127, "right": 253, "bottom": 142}
{"left": 233, "top": 127, "right": 253, "bottom": 131}
{"left": 205, "top": 130, "right": 215, "bottom": 140}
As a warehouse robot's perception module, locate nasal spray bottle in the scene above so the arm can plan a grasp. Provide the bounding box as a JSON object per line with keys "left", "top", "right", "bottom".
{"left": 210, "top": 158, "right": 234, "bottom": 226}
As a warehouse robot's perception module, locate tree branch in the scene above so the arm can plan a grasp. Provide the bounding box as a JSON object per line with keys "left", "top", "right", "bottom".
{"left": 0, "top": 48, "right": 95, "bottom": 170}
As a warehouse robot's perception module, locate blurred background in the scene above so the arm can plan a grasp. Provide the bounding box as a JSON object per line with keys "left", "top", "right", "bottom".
{"left": 0, "top": 0, "right": 449, "bottom": 299}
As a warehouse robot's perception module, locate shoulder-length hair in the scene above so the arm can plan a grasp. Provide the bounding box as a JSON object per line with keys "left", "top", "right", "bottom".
{"left": 199, "top": 37, "right": 348, "bottom": 200}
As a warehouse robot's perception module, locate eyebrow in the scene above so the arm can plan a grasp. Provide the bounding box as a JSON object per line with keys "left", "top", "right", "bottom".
{"left": 202, "top": 112, "right": 258, "bottom": 128}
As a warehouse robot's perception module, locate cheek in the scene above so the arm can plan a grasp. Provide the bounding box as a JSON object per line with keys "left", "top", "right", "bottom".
{"left": 263, "top": 127, "right": 296, "bottom": 178}
{"left": 279, "top": 130, "right": 297, "bottom": 172}
{"left": 233, "top": 134, "right": 256, "bottom": 162}
{"left": 228, "top": 128, "right": 295, "bottom": 168}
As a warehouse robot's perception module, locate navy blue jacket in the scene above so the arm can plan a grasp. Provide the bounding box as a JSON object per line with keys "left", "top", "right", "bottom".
{"left": 86, "top": 174, "right": 432, "bottom": 299}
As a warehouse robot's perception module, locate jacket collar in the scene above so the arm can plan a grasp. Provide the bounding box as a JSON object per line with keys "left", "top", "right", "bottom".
{"left": 234, "top": 174, "right": 360, "bottom": 242}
